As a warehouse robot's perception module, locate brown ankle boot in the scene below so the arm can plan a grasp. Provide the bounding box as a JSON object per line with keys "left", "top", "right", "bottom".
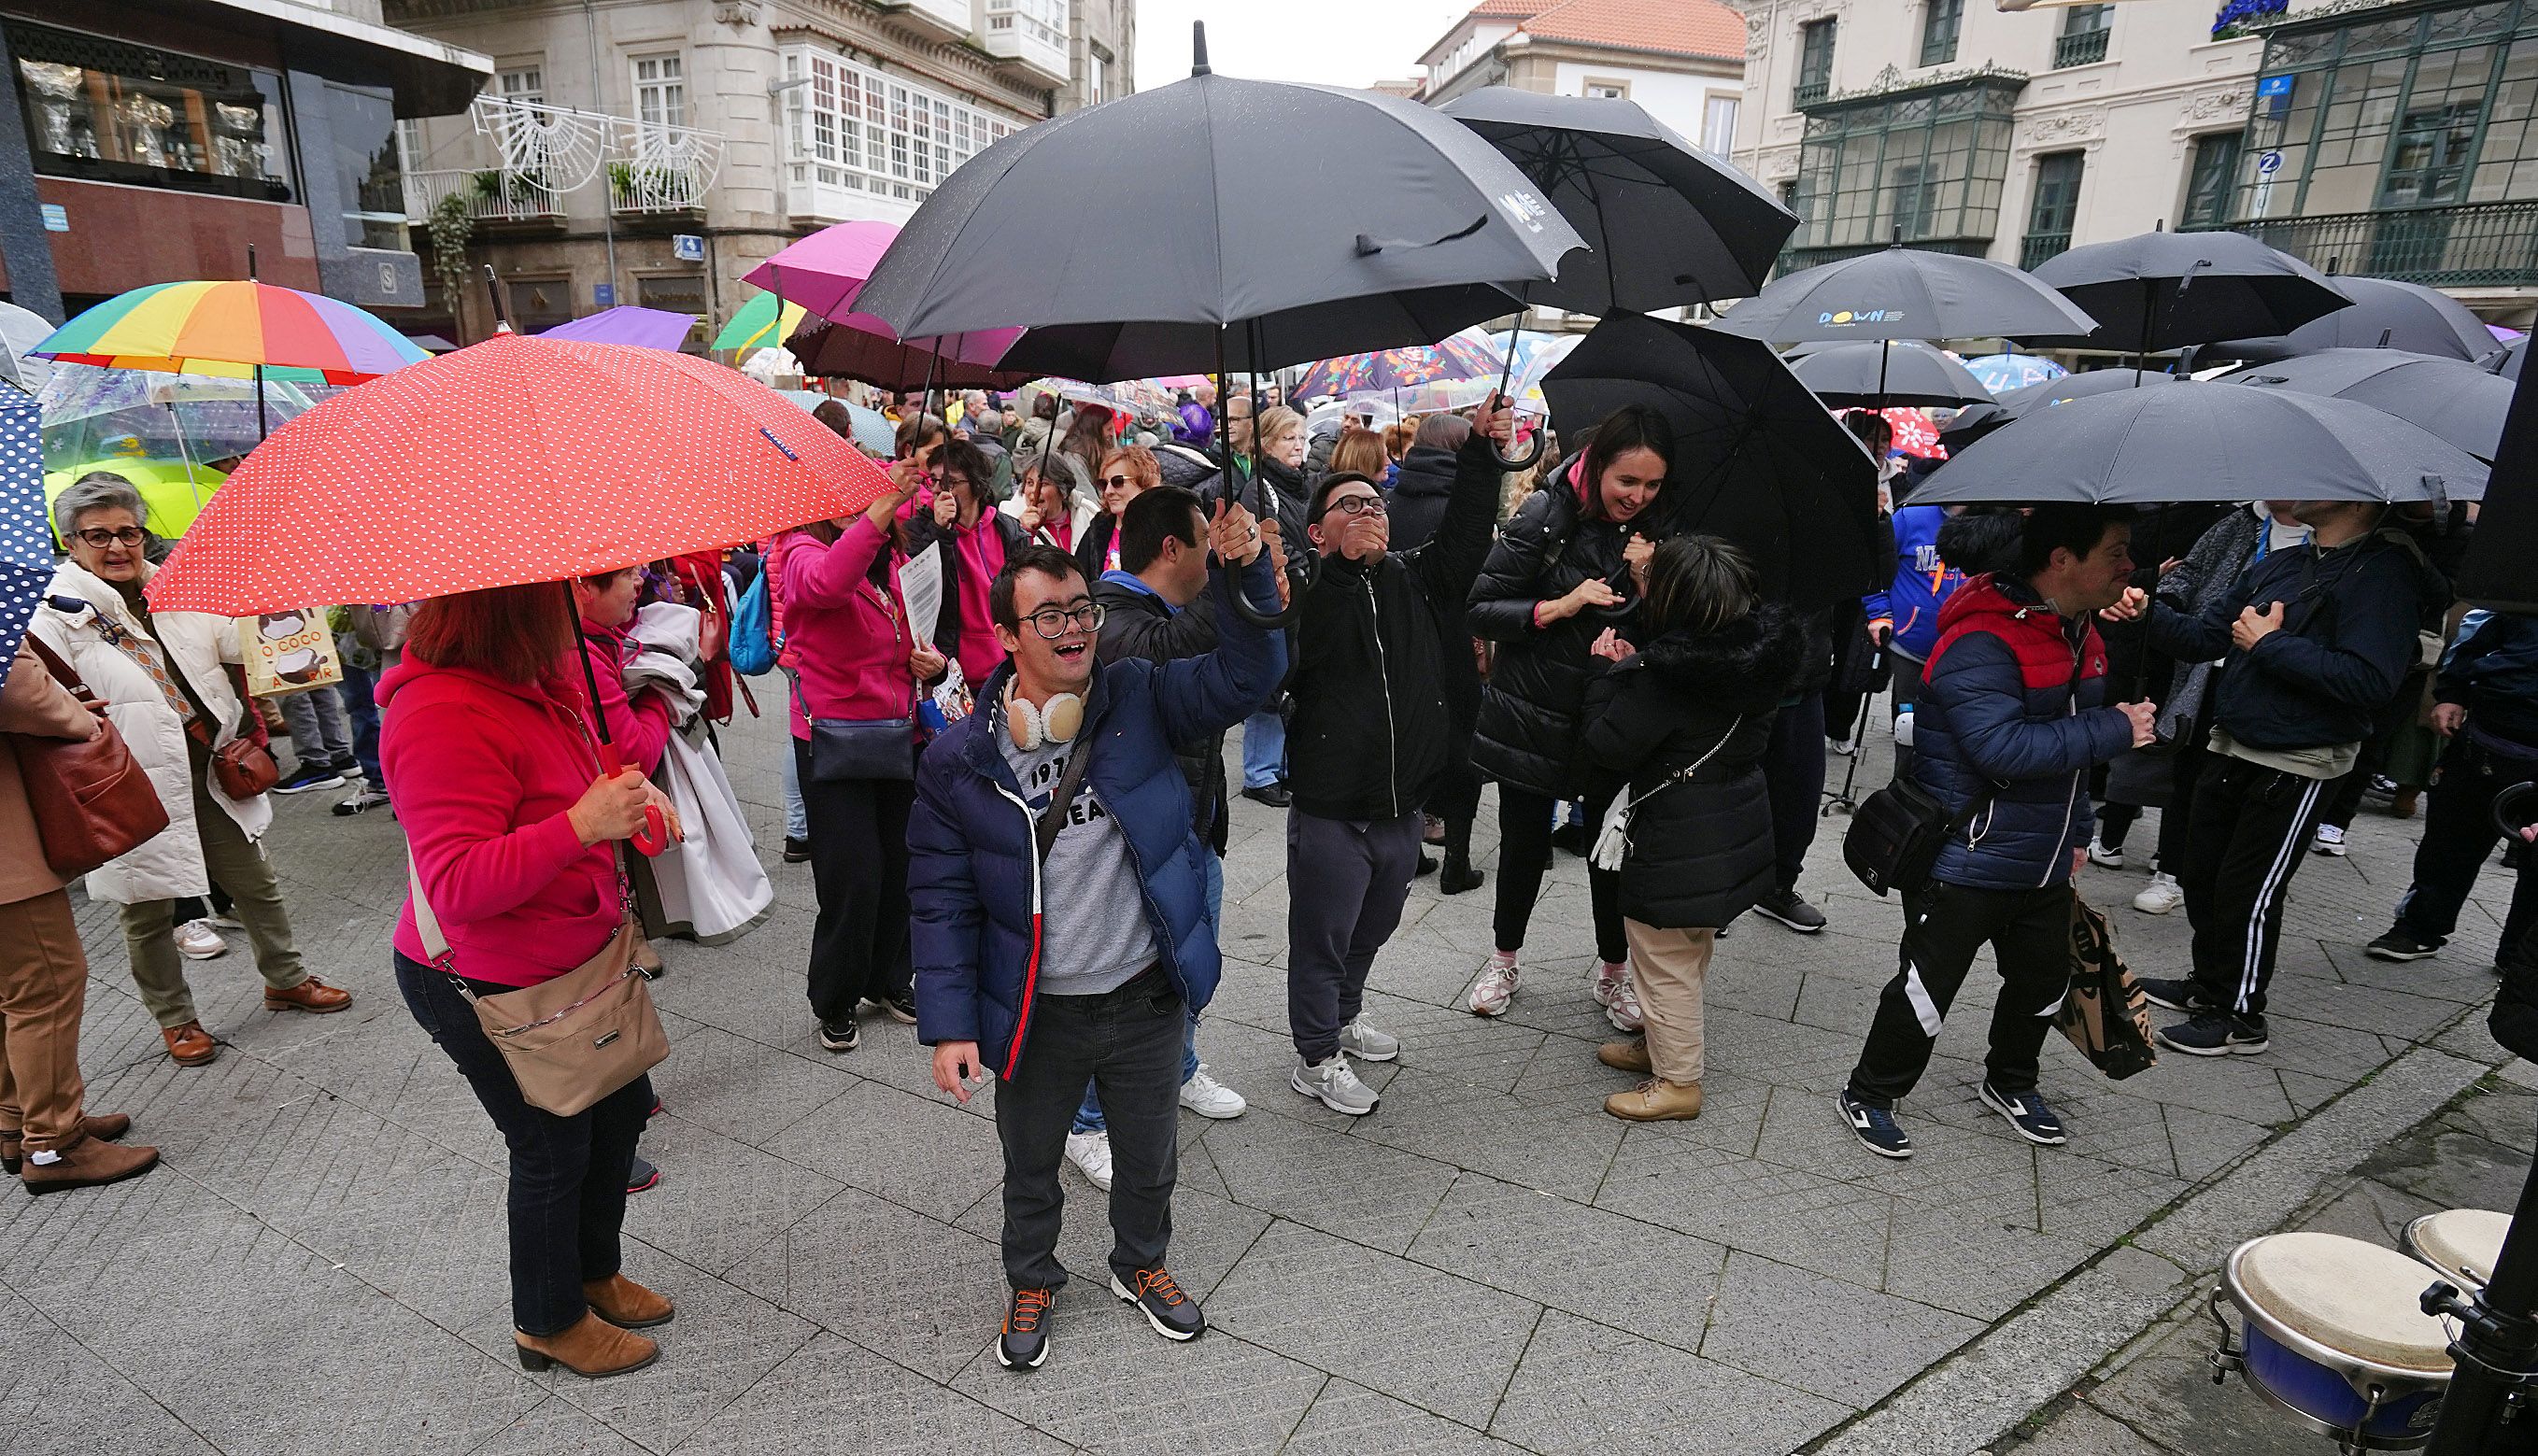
{"left": 21, "top": 1138, "right": 160, "bottom": 1195}
{"left": 583, "top": 1272, "right": 674, "bottom": 1329}
{"left": 1605, "top": 1079, "right": 1703, "bottom": 1123}
{"left": 1596, "top": 1039, "right": 1652, "bottom": 1075}
{"left": 515, "top": 1311, "right": 659, "bottom": 1378}
{"left": 1, "top": 1114, "right": 133, "bottom": 1174}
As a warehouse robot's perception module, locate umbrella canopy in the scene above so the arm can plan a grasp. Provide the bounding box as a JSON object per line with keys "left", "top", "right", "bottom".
{"left": 542, "top": 305, "right": 700, "bottom": 351}
{"left": 1792, "top": 341, "right": 1994, "bottom": 408}
{"left": 1293, "top": 331, "right": 1505, "bottom": 403}
{"left": 2453, "top": 365, "right": 2538, "bottom": 613}
{"left": 853, "top": 28, "right": 1582, "bottom": 377}
{"left": 145, "top": 334, "right": 891, "bottom": 615}
{"left": 782, "top": 315, "right": 1031, "bottom": 392}
{"left": 777, "top": 389, "right": 896, "bottom": 457}
{"left": 2495, "top": 336, "right": 2527, "bottom": 382}
{"left": 2027, "top": 229, "right": 2348, "bottom": 355}
{"left": 1713, "top": 243, "right": 2099, "bottom": 345}
{"left": 1539, "top": 311, "right": 1882, "bottom": 611}
{"left": 0, "top": 392, "right": 46, "bottom": 664}
{"left": 714, "top": 292, "right": 807, "bottom": 353}
{"left": 1438, "top": 86, "right": 1795, "bottom": 313}
{"left": 2216, "top": 347, "right": 2516, "bottom": 461}
{"left": 1937, "top": 366, "right": 2173, "bottom": 455}
{"left": 35, "top": 280, "right": 429, "bottom": 383}
{"left": 0, "top": 301, "right": 55, "bottom": 395}
{"left": 1962, "top": 352, "right": 2066, "bottom": 393}
{"left": 2204, "top": 276, "right": 2500, "bottom": 365}
{"left": 744, "top": 220, "right": 900, "bottom": 322}
{"left": 1904, "top": 382, "right": 2487, "bottom": 507}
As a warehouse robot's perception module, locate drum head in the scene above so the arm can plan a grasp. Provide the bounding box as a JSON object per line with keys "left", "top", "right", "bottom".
{"left": 2408, "top": 1209, "right": 2511, "bottom": 1291}
{"left": 2238, "top": 1232, "right": 2454, "bottom": 1374}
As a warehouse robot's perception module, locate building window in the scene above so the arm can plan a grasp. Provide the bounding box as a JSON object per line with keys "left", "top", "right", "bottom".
{"left": 635, "top": 274, "right": 706, "bottom": 349}
{"left": 7, "top": 21, "right": 292, "bottom": 204}
{"left": 1702, "top": 95, "right": 1740, "bottom": 157}
{"left": 780, "top": 46, "right": 1026, "bottom": 205}
{"left": 1583, "top": 80, "right": 1628, "bottom": 99}
{"left": 2179, "top": 131, "right": 2243, "bottom": 229}
{"left": 498, "top": 65, "right": 545, "bottom": 105}
{"left": 1086, "top": 50, "right": 1106, "bottom": 105}
{"left": 1795, "top": 20, "right": 1836, "bottom": 106}
{"left": 2021, "top": 150, "right": 2083, "bottom": 267}
{"left": 1789, "top": 75, "right": 2020, "bottom": 259}
{"left": 1921, "top": 0, "right": 1964, "bottom": 67}
{"left": 507, "top": 276, "right": 574, "bottom": 333}
{"left": 2056, "top": 6, "right": 2112, "bottom": 68}
{"left": 632, "top": 53, "right": 686, "bottom": 130}
{"left": 326, "top": 81, "right": 406, "bottom": 250}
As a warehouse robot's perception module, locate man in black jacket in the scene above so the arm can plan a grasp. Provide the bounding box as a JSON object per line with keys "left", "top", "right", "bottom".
{"left": 1387, "top": 413, "right": 1486, "bottom": 893}
{"left": 2120, "top": 499, "right": 2431, "bottom": 1055}
{"left": 1283, "top": 400, "right": 1509, "bottom": 1115}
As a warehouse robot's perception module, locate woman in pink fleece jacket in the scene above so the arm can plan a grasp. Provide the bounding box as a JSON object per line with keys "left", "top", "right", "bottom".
{"left": 781, "top": 460, "right": 936, "bottom": 1053}
{"left": 379, "top": 581, "right": 684, "bottom": 1380}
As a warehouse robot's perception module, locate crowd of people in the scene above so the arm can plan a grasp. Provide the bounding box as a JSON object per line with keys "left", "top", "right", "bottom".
{"left": 2, "top": 372, "right": 2529, "bottom": 1382}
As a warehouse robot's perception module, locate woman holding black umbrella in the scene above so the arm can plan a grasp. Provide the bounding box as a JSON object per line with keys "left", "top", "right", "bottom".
{"left": 1464, "top": 405, "right": 1674, "bottom": 1025}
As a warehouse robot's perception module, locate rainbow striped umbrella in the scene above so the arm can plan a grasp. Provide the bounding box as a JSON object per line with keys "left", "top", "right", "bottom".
{"left": 34, "top": 280, "right": 428, "bottom": 384}
{"left": 715, "top": 291, "right": 807, "bottom": 353}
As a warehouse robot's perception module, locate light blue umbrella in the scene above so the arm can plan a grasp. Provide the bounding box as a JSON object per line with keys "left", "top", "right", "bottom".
{"left": 1, "top": 392, "right": 50, "bottom": 665}
{"left": 777, "top": 389, "right": 893, "bottom": 457}
{"left": 1963, "top": 353, "right": 2067, "bottom": 394}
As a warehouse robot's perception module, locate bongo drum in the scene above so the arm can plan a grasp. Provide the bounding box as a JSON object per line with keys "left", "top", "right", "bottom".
{"left": 2402, "top": 1209, "right": 2512, "bottom": 1294}
{"left": 2208, "top": 1232, "right": 2454, "bottom": 1450}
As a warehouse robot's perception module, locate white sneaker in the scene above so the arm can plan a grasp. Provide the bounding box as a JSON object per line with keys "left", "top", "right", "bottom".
{"left": 1465, "top": 954, "right": 1519, "bottom": 1017}
{"left": 1178, "top": 1065, "right": 1247, "bottom": 1119}
{"left": 1339, "top": 1015, "right": 1398, "bottom": 1062}
{"left": 1605, "top": 970, "right": 1644, "bottom": 1033}
{"left": 176, "top": 919, "right": 229, "bottom": 961}
{"left": 2312, "top": 824, "right": 2347, "bottom": 856}
{"left": 2087, "top": 839, "right": 2125, "bottom": 869}
{"left": 1064, "top": 1129, "right": 1113, "bottom": 1191}
{"left": 1592, "top": 959, "right": 1627, "bottom": 1008}
{"left": 1291, "top": 1053, "right": 1379, "bottom": 1115}
{"left": 2132, "top": 871, "right": 2184, "bottom": 915}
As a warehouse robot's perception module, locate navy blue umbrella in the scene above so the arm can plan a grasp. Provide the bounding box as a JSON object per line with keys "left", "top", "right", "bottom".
{"left": 0, "top": 390, "right": 48, "bottom": 666}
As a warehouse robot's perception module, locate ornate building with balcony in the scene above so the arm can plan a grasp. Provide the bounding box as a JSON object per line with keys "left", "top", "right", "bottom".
{"left": 384, "top": 0, "right": 1128, "bottom": 347}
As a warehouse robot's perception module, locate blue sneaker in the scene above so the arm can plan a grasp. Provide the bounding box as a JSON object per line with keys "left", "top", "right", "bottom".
{"left": 1838, "top": 1091, "right": 1913, "bottom": 1159}
{"left": 2158, "top": 1011, "right": 2269, "bottom": 1057}
{"left": 1979, "top": 1081, "right": 2067, "bottom": 1146}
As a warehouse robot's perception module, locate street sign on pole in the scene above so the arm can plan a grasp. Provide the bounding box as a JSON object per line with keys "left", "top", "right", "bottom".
{"left": 673, "top": 234, "right": 705, "bottom": 263}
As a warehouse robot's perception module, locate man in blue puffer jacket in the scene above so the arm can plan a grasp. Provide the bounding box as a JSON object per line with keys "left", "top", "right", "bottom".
{"left": 1840, "top": 505, "right": 2155, "bottom": 1160}
{"left": 910, "top": 514, "right": 1283, "bottom": 1373}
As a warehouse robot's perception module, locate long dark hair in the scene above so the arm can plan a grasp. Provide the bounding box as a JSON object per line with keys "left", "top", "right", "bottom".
{"left": 1639, "top": 534, "right": 1757, "bottom": 641}
{"left": 1578, "top": 404, "right": 1676, "bottom": 521}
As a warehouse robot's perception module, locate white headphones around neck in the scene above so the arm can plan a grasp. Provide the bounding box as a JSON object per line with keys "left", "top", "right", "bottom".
{"left": 1004, "top": 685, "right": 1085, "bottom": 752}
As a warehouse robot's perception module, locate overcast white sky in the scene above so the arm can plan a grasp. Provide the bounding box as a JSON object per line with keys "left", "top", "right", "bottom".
{"left": 1131, "top": 1, "right": 1477, "bottom": 92}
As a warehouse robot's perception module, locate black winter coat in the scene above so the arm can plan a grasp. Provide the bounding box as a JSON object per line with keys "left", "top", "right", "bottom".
{"left": 1287, "top": 433, "right": 1501, "bottom": 821}
{"left": 1092, "top": 574, "right": 1230, "bottom": 854}
{"left": 1387, "top": 444, "right": 1479, "bottom": 731}
{"left": 1468, "top": 459, "right": 1656, "bottom": 797}
{"left": 1579, "top": 606, "right": 1809, "bottom": 927}
{"left": 900, "top": 508, "right": 1029, "bottom": 668}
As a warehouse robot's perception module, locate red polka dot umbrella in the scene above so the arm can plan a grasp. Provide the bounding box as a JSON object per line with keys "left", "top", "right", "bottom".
{"left": 144, "top": 332, "right": 892, "bottom": 615}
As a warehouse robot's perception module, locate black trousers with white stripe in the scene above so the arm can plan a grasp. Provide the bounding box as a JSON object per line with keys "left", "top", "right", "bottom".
{"left": 1847, "top": 881, "right": 2074, "bottom": 1108}
{"left": 2177, "top": 756, "right": 2332, "bottom": 1017}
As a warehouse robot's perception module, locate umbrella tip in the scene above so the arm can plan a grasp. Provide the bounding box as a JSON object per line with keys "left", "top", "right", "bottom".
{"left": 1192, "top": 20, "right": 1211, "bottom": 76}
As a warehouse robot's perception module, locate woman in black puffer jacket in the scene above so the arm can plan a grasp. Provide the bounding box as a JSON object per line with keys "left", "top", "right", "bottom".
{"left": 1578, "top": 536, "right": 1806, "bottom": 1122}
{"left": 1463, "top": 405, "right": 1674, "bottom": 1024}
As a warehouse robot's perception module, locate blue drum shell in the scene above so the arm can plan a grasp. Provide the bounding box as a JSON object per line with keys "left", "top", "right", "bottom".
{"left": 2245, "top": 1320, "right": 2444, "bottom": 1441}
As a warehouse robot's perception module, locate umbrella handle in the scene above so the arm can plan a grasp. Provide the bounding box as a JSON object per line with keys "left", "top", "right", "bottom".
{"left": 1490, "top": 431, "right": 1546, "bottom": 472}
{"left": 599, "top": 743, "right": 672, "bottom": 858}
{"left": 2494, "top": 781, "right": 2538, "bottom": 841}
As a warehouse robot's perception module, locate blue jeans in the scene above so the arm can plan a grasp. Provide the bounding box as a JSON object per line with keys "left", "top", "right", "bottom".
{"left": 338, "top": 661, "right": 382, "bottom": 786}
{"left": 1073, "top": 849, "right": 1217, "bottom": 1134}
{"left": 1241, "top": 710, "right": 1285, "bottom": 790}
{"left": 780, "top": 736, "right": 809, "bottom": 841}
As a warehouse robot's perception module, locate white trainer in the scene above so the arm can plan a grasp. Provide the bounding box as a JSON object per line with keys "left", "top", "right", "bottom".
{"left": 2133, "top": 871, "right": 2184, "bottom": 915}
{"left": 1339, "top": 1015, "right": 1398, "bottom": 1062}
{"left": 2312, "top": 824, "right": 2348, "bottom": 856}
{"left": 176, "top": 919, "right": 229, "bottom": 961}
{"left": 1605, "top": 969, "right": 1644, "bottom": 1033}
{"left": 1291, "top": 1053, "right": 1379, "bottom": 1115}
{"left": 1592, "top": 959, "right": 1627, "bottom": 1008}
{"left": 1064, "top": 1129, "right": 1113, "bottom": 1191}
{"left": 2087, "top": 838, "right": 2125, "bottom": 869}
{"left": 1465, "top": 955, "right": 1520, "bottom": 1017}
{"left": 1178, "top": 1065, "right": 1247, "bottom": 1119}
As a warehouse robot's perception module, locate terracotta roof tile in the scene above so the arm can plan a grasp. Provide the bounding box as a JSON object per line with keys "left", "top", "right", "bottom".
{"left": 1516, "top": 0, "right": 1748, "bottom": 62}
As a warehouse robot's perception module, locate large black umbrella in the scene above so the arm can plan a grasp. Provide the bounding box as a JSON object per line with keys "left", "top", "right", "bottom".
{"left": 1792, "top": 341, "right": 1992, "bottom": 408}
{"left": 1438, "top": 87, "right": 1794, "bottom": 314}
{"left": 1905, "top": 381, "right": 2487, "bottom": 506}
{"left": 2028, "top": 228, "right": 2349, "bottom": 361}
{"left": 2204, "top": 276, "right": 2501, "bottom": 364}
{"left": 2494, "top": 335, "right": 2528, "bottom": 381}
{"left": 998, "top": 287, "right": 1523, "bottom": 384}
{"left": 2217, "top": 347, "right": 2516, "bottom": 460}
{"left": 1936, "top": 367, "right": 2174, "bottom": 454}
{"left": 1540, "top": 311, "right": 1882, "bottom": 611}
{"left": 783, "top": 318, "right": 1036, "bottom": 392}
{"left": 1712, "top": 240, "right": 2100, "bottom": 346}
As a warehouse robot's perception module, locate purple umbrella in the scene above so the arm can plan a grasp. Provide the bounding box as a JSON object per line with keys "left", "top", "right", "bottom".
{"left": 542, "top": 306, "right": 700, "bottom": 351}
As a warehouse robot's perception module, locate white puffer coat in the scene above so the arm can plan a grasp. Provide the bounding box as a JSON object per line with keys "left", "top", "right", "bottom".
{"left": 28, "top": 558, "right": 268, "bottom": 903}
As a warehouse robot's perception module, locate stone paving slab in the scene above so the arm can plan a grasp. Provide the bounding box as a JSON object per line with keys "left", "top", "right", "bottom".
{"left": 0, "top": 700, "right": 2513, "bottom": 1454}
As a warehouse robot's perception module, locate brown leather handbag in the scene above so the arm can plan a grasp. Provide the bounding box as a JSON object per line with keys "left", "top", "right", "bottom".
{"left": 7, "top": 638, "right": 171, "bottom": 877}
{"left": 210, "top": 735, "right": 279, "bottom": 799}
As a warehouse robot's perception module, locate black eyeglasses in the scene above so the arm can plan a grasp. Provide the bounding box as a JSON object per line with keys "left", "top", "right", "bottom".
{"left": 76, "top": 526, "right": 147, "bottom": 548}
{"left": 1323, "top": 494, "right": 1387, "bottom": 519}
{"left": 1021, "top": 602, "right": 1105, "bottom": 639}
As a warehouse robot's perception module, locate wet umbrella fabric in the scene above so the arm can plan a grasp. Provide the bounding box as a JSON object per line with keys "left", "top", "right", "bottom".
{"left": 1903, "top": 382, "right": 2487, "bottom": 507}
{"left": 542, "top": 306, "right": 699, "bottom": 351}
{"left": 2217, "top": 347, "right": 2516, "bottom": 461}
{"left": 0, "top": 394, "right": 46, "bottom": 665}
{"left": 1712, "top": 246, "right": 2098, "bottom": 346}
{"left": 1792, "top": 341, "right": 1994, "bottom": 408}
{"left": 2027, "top": 230, "right": 2348, "bottom": 354}
{"left": 1539, "top": 311, "right": 1882, "bottom": 612}
{"left": 2204, "top": 276, "right": 2499, "bottom": 365}
{"left": 2495, "top": 336, "right": 2527, "bottom": 382}
{"left": 1437, "top": 86, "right": 1795, "bottom": 313}
{"left": 783, "top": 316, "right": 1034, "bottom": 392}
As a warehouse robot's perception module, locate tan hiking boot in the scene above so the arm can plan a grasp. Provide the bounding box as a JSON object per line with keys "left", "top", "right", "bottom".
{"left": 1605, "top": 1079, "right": 1703, "bottom": 1122}
{"left": 1595, "top": 1039, "right": 1652, "bottom": 1075}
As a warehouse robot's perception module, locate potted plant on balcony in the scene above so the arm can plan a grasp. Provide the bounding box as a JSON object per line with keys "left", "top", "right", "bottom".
{"left": 608, "top": 160, "right": 696, "bottom": 211}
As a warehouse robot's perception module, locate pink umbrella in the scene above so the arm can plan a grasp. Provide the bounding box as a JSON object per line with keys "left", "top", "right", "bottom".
{"left": 744, "top": 220, "right": 899, "bottom": 322}
{"left": 750, "top": 219, "right": 1026, "bottom": 391}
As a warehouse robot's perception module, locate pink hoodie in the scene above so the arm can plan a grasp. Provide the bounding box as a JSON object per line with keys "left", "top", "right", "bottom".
{"left": 379, "top": 657, "right": 622, "bottom": 988}
{"left": 780, "top": 517, "right": 916, "bottom": 738}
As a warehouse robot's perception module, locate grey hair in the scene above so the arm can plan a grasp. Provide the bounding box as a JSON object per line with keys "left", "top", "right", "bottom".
{"left": 54, "top": 472, "right": 148, "bottom": 540}
{"left": 1413, "top": 413, "right": 1471, "bottom": 452}
{"left": 1027, "top": 447, "right": 1096, "bottom": 510}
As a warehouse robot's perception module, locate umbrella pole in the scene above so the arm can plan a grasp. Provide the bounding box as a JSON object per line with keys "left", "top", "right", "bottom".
{"left": 255, "top": 363, "right": 268, "bottom": 442}
{"left": 1876, "top": 339, "right": 1891, "bottom": 414}
{"left": 170, "top": 402, "right": 204, "bottom": 508}
{"left": 563, "top": 579, "right": 617, "bottom": 752}
{"left": 2135, "top": 278, "right": 2152, "bottom": 385}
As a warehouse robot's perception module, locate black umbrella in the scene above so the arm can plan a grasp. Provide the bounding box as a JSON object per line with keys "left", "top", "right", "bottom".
{"left": 2495, "top": 335, "right": 2528, "bottom": 381}
{"left": 2217, "top": 347, "right": 2516, "bottom": 460}
{"left": 1904, "top": 381, "right": 2487, "bottom": 506}
{"left": 998, "top": 286, "right": 1523, "bottom": 384}
{"left": 1935, "top": 367, "right": 2173, "bottom": 454}
{"left": 2204, "top": 276, "right": 2501, "bottom": 365}
{"left": 1438, "top": 87, "right": 1794, "bottom": 314}
{"left": 783, "top": 318, "right": 1036, "bottom": 392}
{"left": 1712, "top": 240, "right": 2100, "bottom": 346}
{"left": 1540, "top": 311, "right": 1883, "bottom": 612}
{"left": 1792, "top": 341, "right": 1993, "bottom": 408}
{"left": 2028, "top": 228, "right": 2349, "bottom": 364}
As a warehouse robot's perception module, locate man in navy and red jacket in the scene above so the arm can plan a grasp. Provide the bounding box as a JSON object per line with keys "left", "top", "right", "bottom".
{"left": 1840, "top": 504, "right": 2156, "bottom": 1160}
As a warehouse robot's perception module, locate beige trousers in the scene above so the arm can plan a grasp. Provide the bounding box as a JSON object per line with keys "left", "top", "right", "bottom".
{"left": 0, "top": 890, "right": 90, "bottom": 1150}
{"left": 1625, "top": 920, "right": 1714, "bottom": 1084}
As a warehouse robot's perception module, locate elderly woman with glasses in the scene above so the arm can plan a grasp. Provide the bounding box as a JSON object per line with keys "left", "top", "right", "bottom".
{"left": 1071, "top": 445, "right": 1160, "bottom": 581}
{"left": 31, "top": 474, "right": 349, "bottom": 1068}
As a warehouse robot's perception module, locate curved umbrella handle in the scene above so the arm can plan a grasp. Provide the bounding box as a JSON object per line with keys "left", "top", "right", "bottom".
{"left": 1490, "top": 431, "right": 1546, "bottom": 473}
{"left": 631, "top": 802, "right": 671, "bottom": 858}
{"left": 1227, "top": 551, "right": 1314, "bottom": 629}
{"left": 2492, "top": 781, "right": 2538, "bottom": 841}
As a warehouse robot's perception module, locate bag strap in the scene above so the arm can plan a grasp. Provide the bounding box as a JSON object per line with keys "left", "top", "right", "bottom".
{"left": 1621, "top": 713, "right": 1743, "bottom": 814}
{"left": 404, "top": 853, "right": 472, "bottom": 1002}
{"left": 1034, "top": 729, "right": 1097, "bottom": 864}
{"left": 19, "top": 634, "right": 94, "bottom": 703}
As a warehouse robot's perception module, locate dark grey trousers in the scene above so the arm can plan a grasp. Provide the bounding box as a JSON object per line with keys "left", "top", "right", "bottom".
{"left": 994, "top": 965, "right": 1184, "bottom": 1291}
{"left": 1285, "top": 808, "right": 1424, "bottom": 1063}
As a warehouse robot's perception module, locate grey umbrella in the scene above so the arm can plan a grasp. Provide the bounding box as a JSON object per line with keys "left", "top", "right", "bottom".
{"left": 1712, "top": 240, "right": 2100, "bottom": 346}
{"left": 2496, "top": 336, "right": 2527, "bottom": 381}
{"left": 2027, "top": 228, "right": 2349, "bottom": 362}
{"left": 1936, "top": 365, "right": 2172, "bottom": 453}
{"left": 1791, "top": 341, "right": 1992, "bottom": 408}
{"left": 2217, "top": 347, "right": 2517, "bottom": 461}
{"left": 1905, "top": 382, "right": 2487, "bottom": 506}
{"left": 2204, "top": 276, "right": 2500, "bottom": 365}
